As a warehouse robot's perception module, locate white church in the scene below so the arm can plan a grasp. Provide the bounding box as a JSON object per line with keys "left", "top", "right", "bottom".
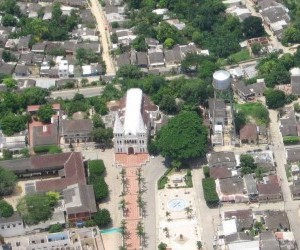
{"left": 112, "top": 88, "right": 159, "bottom": 154}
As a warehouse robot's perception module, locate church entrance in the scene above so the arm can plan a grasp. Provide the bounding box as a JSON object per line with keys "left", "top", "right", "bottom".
{"left": 128, "top": 147, "right": 134, "bottom": 155}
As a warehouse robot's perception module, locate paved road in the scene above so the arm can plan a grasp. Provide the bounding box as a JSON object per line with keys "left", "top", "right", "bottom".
{"left": 51, "top": 86, "right": 104, "bottom": 99}
{"left": 269, "top": 110, "right": 300, "bottom": 246}
{"left": 88, "top": 0, "right": 116, "bottom": 75}
{"left": 143, "top": 156, "right": 168, "bottom": 250}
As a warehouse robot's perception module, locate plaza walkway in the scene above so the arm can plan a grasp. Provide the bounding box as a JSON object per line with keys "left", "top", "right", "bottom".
{"left": 115, "top": 154, "right": 149, "bottom": 250}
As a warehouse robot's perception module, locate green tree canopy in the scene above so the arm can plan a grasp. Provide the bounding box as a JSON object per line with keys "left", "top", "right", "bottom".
{"left": 49, "top": 223, "right": 63, "bottom": 233}
{"left": 92, "top": 114, "right": 105, "bottom": 128}
{"left": 37, "top": 104, "right": 55, "bottom": 123}
{"left": 265, "top": 89, "right": 286, "bottom": 109}
{"left": 0, "top": 167, "right": 17, "bottom": 196}
{"left": 0, "top": 200, "right": 14, "bottom": 217}
{"left": 156, "top": 111, "right": 208, "bottom": 163}
{"left": 91, "top": 128, "right": 113, "bottom": 146}
{"left": 240, "top": 154, "right": 257, "bottom": 175}
{"left": 0, "top": 114, "right": 27, "bottom": 136}
{"left": 92, "top": 209, "right": 111, "bottom": 228}
{"left": 93, "top": 177, "right": 109, "bottom": 202}
{"left": 242, "top": 16, "right": 265, "bottom": 39}
{"left": 17, "top": 193, "right": 54, "bottom": 225}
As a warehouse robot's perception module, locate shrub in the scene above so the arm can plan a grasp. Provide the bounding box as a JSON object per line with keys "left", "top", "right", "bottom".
{"left": 93, "top": 177, "right": 109, "bottom": 201}
{"left": 0, "top": 200, "right": 14, "bottom": 217}
{"left": 203, "top": 166, "right": 210, "bottom": 178}
{"left": 84, "top": 220, "right": 96, "bottom": 227}
{"left": 283, "top": 136, "right": 300, "bottom": 145}
{"left": 202, "top": 178, "right": 219, "bottom": 207}
{"left": 0, "top": 167, "right": 17, "bottom": 196}
{"left": 88, "top": 160, "right": 106, "bottom": 177}
{"left": 49, "top": 223, "right": 63, "bottom": 233}
{"left": 157, "top": 168, "right": 172, "bottom": 190}
{"left": 93, "top": 209, "right": 111, "bottom": 227}
{"left": 33, "top": 145, "right": 61, "bottom": 154}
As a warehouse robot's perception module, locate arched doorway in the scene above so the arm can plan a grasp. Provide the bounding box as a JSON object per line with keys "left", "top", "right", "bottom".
{"left": 128, "top": 147, "right": 134, "bottom": 155}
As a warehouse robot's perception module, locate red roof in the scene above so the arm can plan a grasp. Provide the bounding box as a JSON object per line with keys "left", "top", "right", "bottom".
{"left": 35, "top": 152, "right": 86, "bottom": 192}
{"left": 27, "top": 103, "right": 61, "bottom": 112}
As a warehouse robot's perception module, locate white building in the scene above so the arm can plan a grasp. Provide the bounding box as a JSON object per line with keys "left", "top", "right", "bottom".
{"left": 113, "top": 88, "right": 159, "bottom": 154}
{"left": 58, "top": 59, "right": 69, "bottom": 78}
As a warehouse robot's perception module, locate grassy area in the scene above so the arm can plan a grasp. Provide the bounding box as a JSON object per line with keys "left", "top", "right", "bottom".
{"left": 235, "top": 102, "right": 270, "bottom": 125}
{"left": 230, "top": 49, "right": 251, "bottom": 63}
{"left": 157, "top": 168, "right": 173, "bottom": 190}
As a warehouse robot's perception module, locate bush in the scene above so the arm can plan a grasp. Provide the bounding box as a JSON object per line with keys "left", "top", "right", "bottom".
{"left": 202, "top": 178, "right": 219, "bottom": 207}
{"left": 203, "top": 166, "right": 210, "bottom": 178}
{"left": 84, "top": 219, "right": 96, "bottom": 227}
{"left": 49, "top": 223, "right": 63, "bottom": 233}
{"left": 93, "top": 209, "right": 111, "bottom": 228}
{"left": 0, "top": 167, "right": 17, "bottom": 196}
{"left": 283, "top": 136, "right": 300, "bottom": 145}
{"left": 185, "top": 169, "right": 193, "bottom": 188}
{"left": 157, "top": 168, "right": 172, "bottom": 190}
{"left": 33, "top": 145, "right": 61, "bottom": 154}
{"left": 93, "top": 177, "right": 109, "bottom": 201}
{"left": 0, "top": 200, "right": 14, "bottom": 217}
{"left": 88, "top": 160, "right": 106, "bottom": 178}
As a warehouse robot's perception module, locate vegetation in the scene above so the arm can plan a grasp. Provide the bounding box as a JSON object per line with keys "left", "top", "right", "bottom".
{"left": 242, "top": 16, "right": 265, "bottom": 39}
{"left": 0, "top": 167, "right": 17, "bottom": 196}
{"left": 203, "top": 166, "right": 210, "bottom": 178}
{"left": 37, "top": 104, "right": 55, "bottom": 123}
{"left": 93, "top": 209, "right": 112, "bottom": 227}
{"left": 155, "top": 111, "right": 208, "bottom": 167}
{"left": 282, "top": 0, "right": 300, "bottom": 45}
{"left": 229, "top": 49, "right": 251, "bottom": 63}
{"left": 0, "top": 200, "right": 14, "bottom": 218}
{"left": 17, "top": 193, "right": 58, "bottom": 225}
{"left": 49, "top": 223, "right": 64, "bottom": 233}
{"left": 185, "top": 169, "right": 193, "bottom": 188}
{"left": 240, "top": 154, "right": 257, "bottom": 175}
{"left": 265, "top": 89, "right": 286, "bottom": 109}
{"left": 158, "top": 242, "right": 168, "bottom": 250}
{"left": 88, "top": 160, "right": 106, "bottom": 180}
{"left": 157, "top": 168, "right": 172, "bottom": 190}
{"left": 33, "top": 145, "right": 62, "bottom": 154}
{"left": 202, "top": 178, "right": 219, "bottom": 207}
{"left": 283, "top": 136, "right": 300, "bottom": 145}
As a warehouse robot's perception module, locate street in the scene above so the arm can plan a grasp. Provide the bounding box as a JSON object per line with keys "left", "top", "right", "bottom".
{"left": 88, "top": 0, "right": 116, "bottom": 75}
{"left": 51, "top": 86, "right": 104, "bottom": 99}
{"left": 143, "top": 155, "right": 168, "bottom": 250}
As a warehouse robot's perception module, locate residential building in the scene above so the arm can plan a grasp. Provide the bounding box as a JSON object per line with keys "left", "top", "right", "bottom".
{"left": 240, "top": 124, "right": 258, "bottom": 144}
{"left": 223, "top": 209, "right": 254, "bottom": 231}
{"left": 257, "top": 175, "right": 283, "bottom": 202}
{"left": 291, "top": 67, "right": 300, "bottom": 96}
{"left": 260, "top": 231, "right": 280, "bottom": 250}
{"left": 63, "top": 183, "right": 97, "bottom": 223}
{"left": 264, "top": 210, "right": 290, "bottom": 232}
{"left": 207, "top": 151, "right": 237, "bottom": 168}
{"left": 0, "top": 213, "right": 25, "bottom": 237}
{"left": 58, "top": 59, "right": 69, "bottom": 78}
{"left": 60, "top": 119, "right": 93, "bottom": 144}
{"left": 244, "top": 174, "right": 258, "bottom": 201}
{"left": 148, "top": 51, "right": 165, "bottom": 68}
{"left": 112, "top": 88, "right": 159, "bottom": 154}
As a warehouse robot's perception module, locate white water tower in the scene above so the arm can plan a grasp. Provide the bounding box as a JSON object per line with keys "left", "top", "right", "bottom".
{"left": 213, "top": 70, "right": 231, "bottom": 91}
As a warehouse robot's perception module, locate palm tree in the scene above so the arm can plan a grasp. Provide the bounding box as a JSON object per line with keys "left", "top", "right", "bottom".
{"left": 119, "top": 198, "right": 127, "bottom": 211}
{"left": 163, "top": 227, "right": 169, "bottom": 238}
{"left": 136, "top": 221, "right": 145, "bottom": 240}
{"left": 165, "top": 211, "right": 171, "bottom": 221}
{"left": 120, "top": 219, "right": 127, "bottom": 237}
{"left": 185, "top": 206, "right": 193, "bottom": 219}
{"left": 137, "top": 195, "right": 146, "bottom": 211}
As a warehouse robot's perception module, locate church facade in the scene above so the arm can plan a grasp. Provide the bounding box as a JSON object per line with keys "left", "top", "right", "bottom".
{"left": 112, "top": 88, "right": 159, "bottom": 154}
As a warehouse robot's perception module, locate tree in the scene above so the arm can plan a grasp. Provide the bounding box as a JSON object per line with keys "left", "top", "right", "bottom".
{"left": 164, "top": 38, "right": 175, "bottom": 49}
{"left": 242, "top": 16, "right": 264, "bottom": 39}
{"left": 156, "top": 111, "right": 208, "bottom": 164}
{"left": 0, "top": 200, "right": 14, "bottom": 217}
{"left": 158, "top": 242, "right": 167, "bottom": 250}
{"left": 132, "top": 35, "right": 147, "bottom": 51}
{"left": 0, "top": 114, "right": 27, "bottom": 136}
{"left": 2, "top": 78, "right": 17, "bottom": 89}
{"left": 37, "top": 104, "right": 55, "bottom": 123}
{"left": 46, "top": 191, "right": 60, "bottom": 207}
{"left": 93, "top": 177, "right": 109, "bottom": 201}
{"left": 91, "top": 128, "right": 113, "bottom": 146}
{"left": 88, "top": 160, "right": 106, "bottom": 180}
{"left": 117, "top": 65, "right": 143, "bottom": 79}
{"left": 17, "top": 194, "right": 53, "bottom": 225}
{"left": 93, "top": 209, "right": 111, "bottom": 227}
{"left": 265, "top": 89, "right": 286, "bottom": 109}
{"left": 49, "top": 223, "right": 63, "bottom": 233}
{"left": 240, "top": 154, "right": 257, "bottom": 175}
{"left": 2, "top": 50, "right": 17, "bottom": 62}
{"left": 0, "top": 167, "right": 17, "bottom": 196}
{"left": 197, "top": 241, "right": 202, "bottom": 249}
{"left": 234, "top": 110, "right": 247, "bottom": 133}
{"left": 251, "top": 43, "right": 262, "bottom": 55}
{"left": 23, "top": 87, "right": 50, "bottom": 105}
{"left": 2, "top": 14, "right": 17, "bottom": 26}
{"left": 92, "top": 114, "right": 105, "bottom": 128}
{"left": 76, "top": 48, "right": 100, "bottom": 65}
{"left": 159, "top": 95, "right": 177, "bottom": 114}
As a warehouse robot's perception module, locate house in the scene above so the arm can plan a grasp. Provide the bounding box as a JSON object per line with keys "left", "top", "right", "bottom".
{"left": 208, "top": 98, "right": 227, "bottom": 126}
{"left": 166, "top": 19, "right": 186, "bottom": 30}
{"left": 280, "top": 109, "right": 298, "bottom": 137}
{"left": 207, "top": 151, "right": 236, "bottom": 168}
{"left": 17, "top": 79, "right": 36, "bottom": 90}
{"left": 81, "top": 9, "right": 95, "bottom": 25}
{"left": 286, "top": 147, "right": 300, "bottom": 163}
{"left": 244, "top": 174, "right": 258, "bottom": 201}
{"left": 226, "top": 6, "right": 251, "bottom": 21}
{"left": 117, "top": 52, "right": 130, "bottom": 68}
{"left": 0, "top": 133, "right": 26, "bottom": 152}
{"left": 112, "top": 88, "right": 159, "bottom": 154}
{"left": 210, "top": 166, "right": 233, "bottom": 180}
{"left": 31, "top": 42, "right": 47, "bottom": 54}
{"left": 260, "top": 231, "right": 280, "bottom": 250}
{"left": 148, "top": 51, "right": 165, "bottom": 68}
{"left": 264, "top": 210, "right": 290, "bottom": 232}
{"left": 240, "top": 124, "right": 258, "bottom": 144}
{"left": 18, "top": 35, "right": 31, "bottom": 51}
{"left": 291, "top": 67, "right": 300, "bottom": 96}
{"left": 81, "top": 63, "right": 102, "bottom": 76}
{"left": 58, "top": 59, "right": 70, "bottom": 78}
{"left": 76, "top": 42, "right": 101, "bottom": 54}
{"left": 164, "top": 48, "right": 182, "bottom": 68}
{"left": 0, "top": 63, "right": 16, "bottom": 75}
{"left": 234, "top": 81, "right": 255, "bottom": 101}
{"left": 290, "top": 183, "right": 300, "bottom": 200}
{"left": 257, "top": 175, "right": 283, "bottom": 202}
{"left": 0, "top": 213, "right": 25, "bottom": 237}
{"left": 225, "top": 232, "right": 254, "bottom": 245}
{"left": 223, "top": 209, "right": 254, "bottom": 231}
{"left": 145, "top": 38, "right": 159, "bottom": 48}
{"left": 136, "top": 52, "right": 148, "bottom": 68}
{"left": 215, "top": 176, "right": 249, "bottom": 203}
{"left": 14, "top": 64, "right": 30, "bottom": 77}
{"left": 60, "top": 119, "right": 93, "bottom": 144}
{"left": 29, "top": 122, "right": 59, "bottom": 148}
{"left": 63, "top": 184, "right": 97, "bottom": 223}
{"left": 18, "top": 52, "right": 34, "bottom": 65}
{"left": 115, "top": 29, "right": 136, "bottom": 45}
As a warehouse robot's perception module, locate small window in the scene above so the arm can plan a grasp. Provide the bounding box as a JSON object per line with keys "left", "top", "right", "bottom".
{"left": 7, "top": 225, "right": 10, "bottom": 228}
{"left": 13, "top": 224, "right": 16, "bottom": 227}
